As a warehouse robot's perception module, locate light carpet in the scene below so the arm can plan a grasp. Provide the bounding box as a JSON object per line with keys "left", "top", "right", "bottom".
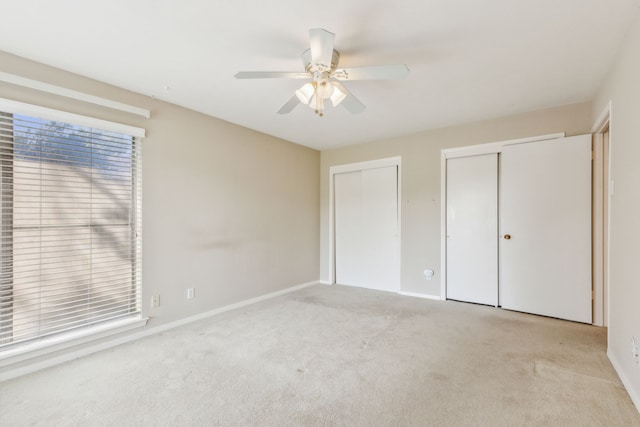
{"left": 1, "top": 284, "right": 639, "bottom": 426}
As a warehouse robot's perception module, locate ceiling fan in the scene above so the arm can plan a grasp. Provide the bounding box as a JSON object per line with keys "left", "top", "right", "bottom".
{"left": 235, "top": 28, "right": 409, "bottom": 117}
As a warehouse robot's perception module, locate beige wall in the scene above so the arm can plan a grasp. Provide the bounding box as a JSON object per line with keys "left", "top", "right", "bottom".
{"left": 320, "top": 102, "right": 593, "bottom": 296}
{"left": 0, "top": 50, "right": 320, "bottom": 368}
{"left": 593, "top": 10, "right": 640, "bottom": 410}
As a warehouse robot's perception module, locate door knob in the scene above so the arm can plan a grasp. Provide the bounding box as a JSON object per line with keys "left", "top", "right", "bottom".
{"left": 504, "top": 234, "right": 511, "bottom": 240}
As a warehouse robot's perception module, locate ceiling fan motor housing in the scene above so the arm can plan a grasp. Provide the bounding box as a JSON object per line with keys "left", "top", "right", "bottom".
{"left": 302, "top": 48, "right": 340, "bottom": 74}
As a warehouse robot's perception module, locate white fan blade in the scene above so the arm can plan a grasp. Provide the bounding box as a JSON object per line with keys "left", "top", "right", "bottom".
{"left": 332, "top": 82, "right": 366, "bottom": 114}
{"left": 309, "top": 28, "right": 335, "bottom": 69}
{"left": 277, "top": 95, "right": 301, "bottom": 114}
{"left": 333, "top": 64, "right": 409, "bottom": 81}
{"left": 235, "top": 71, "right": 309, "bottom": 79}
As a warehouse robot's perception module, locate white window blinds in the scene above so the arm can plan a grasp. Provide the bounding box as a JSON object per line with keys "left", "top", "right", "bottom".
{"left": 0, "top": 105, "right": 142, "bottom": 349}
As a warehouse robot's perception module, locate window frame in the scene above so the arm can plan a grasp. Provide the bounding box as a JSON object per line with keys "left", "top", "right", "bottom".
{"left": 0, "top": 98, "right": 146, "bottom": 362}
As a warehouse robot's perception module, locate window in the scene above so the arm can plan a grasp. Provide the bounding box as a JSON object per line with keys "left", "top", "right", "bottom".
{"left": 0, "top": 101, "right": 143, "bottom": 350}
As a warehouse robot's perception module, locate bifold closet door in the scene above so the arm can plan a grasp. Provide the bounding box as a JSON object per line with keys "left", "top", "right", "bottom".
{"left": 334, "top": 166, "right": 399, "bottom": 292}
{"left": 446, "top": 154, "right": 498, "bottom": 306}
{"left": 500, "top": 135, "right": 592, "bottom": 323}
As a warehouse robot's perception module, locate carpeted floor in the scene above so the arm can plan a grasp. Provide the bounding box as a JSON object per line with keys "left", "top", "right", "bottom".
{"left": 1, "top": 284, "right": 639, "bottom": 426}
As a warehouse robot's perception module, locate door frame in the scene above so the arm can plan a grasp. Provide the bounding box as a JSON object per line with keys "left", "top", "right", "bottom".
{"left": 591, "top": 101, "right": 612, "bottom": 327}
{"left": 328, "top": 156, "right": 402, "bottom": 286}
{"left": 439, "top": 133, "right": 565, "bottom": 301}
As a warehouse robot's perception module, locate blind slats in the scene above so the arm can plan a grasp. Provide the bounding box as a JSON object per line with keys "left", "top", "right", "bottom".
{"left": 3, "top": 273, "right": 139, "bottom": 296}
{"left": 9, "top": 291, "right": 141, "bottom": 317}
{"left": 0, "top": 110, "right": 142, "bottom": 350}
{"left": 9, "top": 293, "right": 142, "bottom": 319}
{"left": 8, "top": 308, "right": 141, "bottom": 346}
{"left": 2, "top": 278, "right": 140, "bottom": 298}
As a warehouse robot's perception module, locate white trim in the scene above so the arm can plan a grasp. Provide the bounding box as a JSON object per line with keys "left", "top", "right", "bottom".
{"left": 328, "top": 157, "right": 402, "bottom": 290}
{"left": 442, "top": 133, "right": 565, "bottom": 159}
{"left": 608, "top": 349, "right": 640, "bottom": 413}
{"left": 592, "top": 101, "right": 612, "bottom": 329}
{"left": 440, "top": 133, "right": 566, "bottom": 303}
{"left": 0, "top": 317, "right": 148, "bottom": 367}
{"left": 592, "top": 101, "right": 612, "bottom": 133}
{"left": 0, "top": 281, "right": 319, "bottom": 382}
{"left": 0, "top": 97, "right": 145, "bottom": 137}
{"left": 396, "top": 161, "right": 403, "bottom": 292}
{"left": 318, "top": 280, "right": 333, "bottom": 285}
{"left": 592, "top": 132, "right": 604, "bottom": 327}
{"left": 0, "top": 71, "right": 150, "bottom": 119}
{"left": 329, "top": 171, "right": 335, "bottom": 284}
{"left": 330, "top": 157, "right": 401, "bottom": 174}
{"left": 440, "top": 151, "right": 448, "bottom": 300}
{"left": 136, "top": 281, "right": 319, "bottom": 334}
{"left": 398, "top": 291, "right": 441, "bottom": 301}
{"left": 606, "top": 106, "right": 613, "bottom": 330}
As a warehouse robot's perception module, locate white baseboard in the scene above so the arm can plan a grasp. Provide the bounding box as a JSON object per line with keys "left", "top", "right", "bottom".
{"left": 147, "top": 280, "right": 320, "bottom": 334}
{"left": 318, "top": 280, "right": 333, "bottom": 285}
{"left": 608, "top": 348, "right": 640, "bottom": 413}
{"left": 0, "top": 280, "right": 320, "bottom": 382}
{"left": 398, "top": 291, "right": 443, "bottom": 301}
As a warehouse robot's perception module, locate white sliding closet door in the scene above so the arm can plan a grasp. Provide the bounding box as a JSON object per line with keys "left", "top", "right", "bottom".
{"left": 500, "top": 135, "right": 592, "bottom": 323}
{"left": 446, "top": 154, "right": 498, "bottom": 306}
{"left": 334, "top": 166, "right": 399, "bottom": 292}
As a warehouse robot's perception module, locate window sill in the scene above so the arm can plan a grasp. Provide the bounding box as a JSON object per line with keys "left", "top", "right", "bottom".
{"left": 0, "top": 316, "right": 149, "bottom": 368}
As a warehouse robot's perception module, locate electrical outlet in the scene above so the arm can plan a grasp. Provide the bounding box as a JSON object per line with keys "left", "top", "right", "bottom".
{"left": 151, "top": 295, "right": 160, "bottom": 308}
{"left": 186, "top": 288, "right": 195, "bottom": 300}
{"left": 424, "top": 269, "right": 434, "bottom": 280}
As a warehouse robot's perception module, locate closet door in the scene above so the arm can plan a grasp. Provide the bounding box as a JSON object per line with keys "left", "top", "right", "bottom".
{"left": 446, "top": 154, "right": 498, "bottom": 306}
{"left": 334, "top": 166, "right": 399, "bottom": 292}
{"left": 500, "top": 135, "right": 592, "bottom": 323}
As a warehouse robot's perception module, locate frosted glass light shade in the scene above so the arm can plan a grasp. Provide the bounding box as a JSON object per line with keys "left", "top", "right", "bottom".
{"left": 330, "top": 83, "right": 347, "bottom": 106}
{"left": 295, "top": 83, "right": 315, "bottom": 105}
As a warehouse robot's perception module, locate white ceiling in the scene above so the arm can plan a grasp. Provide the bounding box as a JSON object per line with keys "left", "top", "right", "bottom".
{"left": 0, "top": 0, "right": 639, "bottom": 150}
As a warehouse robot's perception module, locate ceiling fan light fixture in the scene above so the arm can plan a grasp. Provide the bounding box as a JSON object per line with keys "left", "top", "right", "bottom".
{"left": 316, "top": 80, "right": 334, "bottom": 99}
{"left": 236, "top": 28, "right": 409, "bottom": 117}
{"left": 295, "top": 82, "right": 315, "bottom": 105}
{"left": 330, "top": 83, "right": 347, "bottom": 107}
{"left": 307, "top": 94, "right": 316, "bottom": 109}
{"left": 297, "top": 80, "right": 333, "bottom": 116}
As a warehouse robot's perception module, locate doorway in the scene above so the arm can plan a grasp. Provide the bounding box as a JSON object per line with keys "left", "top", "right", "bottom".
{"left": 330, "top": 157, "right": 401, "bottom": 292}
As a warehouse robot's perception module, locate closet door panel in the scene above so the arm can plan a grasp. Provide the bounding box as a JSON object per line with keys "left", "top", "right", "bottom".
{"left": 335, "top": 166, "right": 399, "bottom": 292}
{"left": 500, "top": 135, "right": 592, "bottom": 323}
{"left": 446, "top": 154, "right": 498, "bottom": 306}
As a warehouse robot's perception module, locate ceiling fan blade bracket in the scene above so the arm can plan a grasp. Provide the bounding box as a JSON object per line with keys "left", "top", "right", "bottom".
{"left": 333, "top": 64, "right": 409, "bottom": 81}
{"left": 302, "top": 48, "right": 340, "bottom": 74}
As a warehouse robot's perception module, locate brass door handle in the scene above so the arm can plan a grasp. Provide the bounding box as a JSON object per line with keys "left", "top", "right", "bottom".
{"left": 504, "top": 234, "right": 511, "bottom": 240}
